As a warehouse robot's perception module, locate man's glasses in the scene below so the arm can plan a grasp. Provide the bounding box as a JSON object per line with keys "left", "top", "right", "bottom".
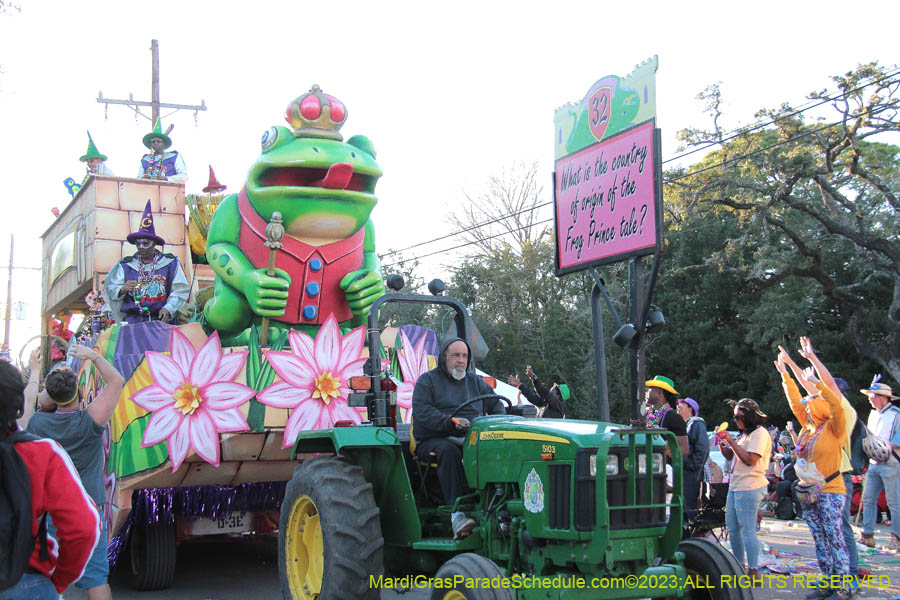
{"left": 134, "top": 240, "right": 155, "bottom": 248}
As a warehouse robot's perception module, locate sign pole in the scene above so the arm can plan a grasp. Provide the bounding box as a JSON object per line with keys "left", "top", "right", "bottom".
{"left": 590, "top": 283, "right": 610, "bottom": 421}
{"left": 628, "top": 257, "right": 645, "bottom": 422}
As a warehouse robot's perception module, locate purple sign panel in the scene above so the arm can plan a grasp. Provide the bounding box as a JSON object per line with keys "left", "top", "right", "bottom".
{"left": 554, "top": 120, "right": 658, "bottom": 274}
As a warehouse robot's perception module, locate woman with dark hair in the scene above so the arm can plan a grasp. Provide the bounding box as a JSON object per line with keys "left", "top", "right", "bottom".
{"left": 717, "top": 397, "right": 771, "bottom": 581}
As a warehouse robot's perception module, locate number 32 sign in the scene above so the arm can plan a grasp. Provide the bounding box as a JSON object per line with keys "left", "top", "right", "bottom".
{"left": 588, "top": 86, "right": 612, "bottom": 141}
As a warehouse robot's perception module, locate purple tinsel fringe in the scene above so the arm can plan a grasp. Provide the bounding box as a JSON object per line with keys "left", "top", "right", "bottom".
{"left": 107, "top": 480, "right": 287, "bottom": 565}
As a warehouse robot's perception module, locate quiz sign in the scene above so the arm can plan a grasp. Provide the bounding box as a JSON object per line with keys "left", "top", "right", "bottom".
{"left": 553, "top": 58, "right": 661, "bottom": 275}
{"left": 555, "top": 120, "right": 658, "bottom": 273}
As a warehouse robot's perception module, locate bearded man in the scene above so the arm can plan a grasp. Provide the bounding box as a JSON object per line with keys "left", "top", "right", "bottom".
{"left": 412, "top": 337, "right": 505, "bottom": 539}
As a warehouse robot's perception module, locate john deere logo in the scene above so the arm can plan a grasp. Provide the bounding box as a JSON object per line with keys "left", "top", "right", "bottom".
{"left": 469, "top": 431, "right": 477, "bottom": 446}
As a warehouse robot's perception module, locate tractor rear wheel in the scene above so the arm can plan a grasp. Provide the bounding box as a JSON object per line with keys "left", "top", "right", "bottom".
{"left": 278, "top": 457, "right": 383, "bottom": 600}
{"left": 430, "top": 553, "right": 514, "bottom": 600}
{"left": 678, "top": 537, "right": 752, "bottom": 600}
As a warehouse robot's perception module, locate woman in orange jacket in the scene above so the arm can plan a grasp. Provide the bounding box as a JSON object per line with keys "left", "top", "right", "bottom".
{"left": 777, "top": 340, "right": 850, "bottom": 600}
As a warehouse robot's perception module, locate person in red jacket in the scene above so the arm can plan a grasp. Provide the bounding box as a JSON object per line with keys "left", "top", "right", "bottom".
{"left": 0, "top": 359, "right": 100, "bottom": 599}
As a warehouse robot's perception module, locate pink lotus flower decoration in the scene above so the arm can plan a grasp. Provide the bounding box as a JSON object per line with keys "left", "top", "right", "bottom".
{"left": 132, "top": 330, "right": 254, "bottom": 471}
{"left": 396, "top": 329, "right": 429, "bottom": 423}
{"left": 258, "top": 314, "right": 367, "bottom": 447}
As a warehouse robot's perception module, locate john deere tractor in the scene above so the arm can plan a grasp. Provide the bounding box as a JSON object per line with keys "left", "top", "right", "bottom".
{"left": 278, "top": 291, "right": 748, "bottom": 599}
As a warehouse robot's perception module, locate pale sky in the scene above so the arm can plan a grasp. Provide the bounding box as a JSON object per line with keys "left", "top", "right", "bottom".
{"left": 0, "top": 0, "right": 896, "bottom": 357}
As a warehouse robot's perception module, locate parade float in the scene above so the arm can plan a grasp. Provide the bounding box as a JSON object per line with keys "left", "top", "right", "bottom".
{"left": 38, "top": 86, "right": 437, "bottom": 590}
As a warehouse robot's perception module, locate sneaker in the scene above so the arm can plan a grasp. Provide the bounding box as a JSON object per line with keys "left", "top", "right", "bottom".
{"left": 805, "top": 589, "right": 830, "bottom": 600}
{"left": 823, "top": 589, "right": 854, "bottom": 600}
{"left": 451, "top": 513, "right": 477, "bottom": 540}
{"left": 858, "top": 533, "right": 875, "bottom": 548}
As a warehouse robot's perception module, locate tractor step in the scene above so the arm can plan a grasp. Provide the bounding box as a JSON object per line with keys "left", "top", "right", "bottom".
{"left": 412, "top": 533, "right": 481, "bottom": 552}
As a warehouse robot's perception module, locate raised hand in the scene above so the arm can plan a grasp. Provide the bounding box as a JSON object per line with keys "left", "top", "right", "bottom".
{"left": 774, "top": 350, "right": 788, "bottom": 374}
{"left": 799, "top": 336, "right": 815, "bottom": 360}
{"left": 68, "top": 345, "right": 99, "bottom": 362}
{"left": 777, "top": 345, "right": 800, "bottom": 369}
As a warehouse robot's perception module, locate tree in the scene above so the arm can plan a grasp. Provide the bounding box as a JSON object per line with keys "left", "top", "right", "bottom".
{"left": 665, "top": 62, "right": 900, "bottom": 387}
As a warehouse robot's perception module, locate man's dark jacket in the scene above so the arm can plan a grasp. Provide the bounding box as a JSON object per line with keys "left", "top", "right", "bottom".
{"left": 412, "top": 337, "right": 504, "bottom": 443}
{"left": 684, "top": 416, "right": 710, "bottom": 472}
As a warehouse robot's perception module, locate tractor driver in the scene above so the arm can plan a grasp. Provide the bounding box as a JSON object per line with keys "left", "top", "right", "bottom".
{"left": 412, "top": 337, "right": 505, "bottom": 539}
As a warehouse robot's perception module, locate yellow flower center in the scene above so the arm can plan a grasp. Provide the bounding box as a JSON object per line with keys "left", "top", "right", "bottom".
{"left": 173, "top": 382, "right": 203, "bottom": 415}
{"left": 312, "top": 371, "right": 341, "bottom": 405}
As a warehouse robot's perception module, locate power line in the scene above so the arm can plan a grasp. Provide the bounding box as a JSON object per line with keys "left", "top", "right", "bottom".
{"left": 378, "top": 201, "right": 552, "bottom": 259}
{"left": 382, "top": 218, "right": 555, "bottom": 271}
{"left": 381, "top": 70, "right": 900, "bottom": 265}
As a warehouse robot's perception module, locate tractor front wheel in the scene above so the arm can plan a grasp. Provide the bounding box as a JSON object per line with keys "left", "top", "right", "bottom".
{"left": 678, "top": 537, "right": 752, "bottom": 600}
{"left": 430, "top": 553, "right": 514, "bottom": 600}
{"left": 278, "top": 457, "right": 384, "bottom": 600}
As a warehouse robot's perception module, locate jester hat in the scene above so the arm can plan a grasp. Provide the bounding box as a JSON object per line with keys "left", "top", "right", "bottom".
{"left": 143, "top": 119, "right": 172, "bottom": 149}
{"left": 127, "top": 200, "right": 166, "bottom": 246}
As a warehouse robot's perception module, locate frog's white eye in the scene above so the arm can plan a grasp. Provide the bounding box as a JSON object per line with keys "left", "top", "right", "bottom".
{"left": 261, "top": 127, "right": 279, "bottom": 151}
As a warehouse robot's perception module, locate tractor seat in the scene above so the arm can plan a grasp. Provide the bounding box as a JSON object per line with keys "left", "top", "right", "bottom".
{"left": 407, "top": 415, "right": 438, "bottom": 466}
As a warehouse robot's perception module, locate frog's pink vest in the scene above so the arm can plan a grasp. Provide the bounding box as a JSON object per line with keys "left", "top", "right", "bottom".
{"left": 238, "top": 188, "right": 363, "bottom": 325}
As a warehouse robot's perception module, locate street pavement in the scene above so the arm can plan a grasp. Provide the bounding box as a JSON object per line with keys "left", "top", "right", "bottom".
{"left": 59, "top": 518, "right": 900, "bottom": 599}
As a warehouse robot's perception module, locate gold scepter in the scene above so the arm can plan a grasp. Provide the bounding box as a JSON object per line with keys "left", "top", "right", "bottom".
{"left": 260, "top": 211, "right": 284, "bottom": 346}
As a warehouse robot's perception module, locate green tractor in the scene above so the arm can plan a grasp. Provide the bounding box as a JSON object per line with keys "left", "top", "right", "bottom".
{"left": 278, "top": 291, "right": 748, "bottom": 599}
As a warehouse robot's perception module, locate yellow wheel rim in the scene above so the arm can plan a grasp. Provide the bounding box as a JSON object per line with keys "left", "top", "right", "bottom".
{"left": 284, "top": 495, "right": 323, "bottom": 599}
{"left": 442, "top": 591, "right": 467, "bottom": 600}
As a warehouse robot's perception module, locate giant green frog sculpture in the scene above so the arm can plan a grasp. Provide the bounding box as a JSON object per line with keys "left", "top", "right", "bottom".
{"left": 203, "top": 86, "right": 384, "bottom": 344}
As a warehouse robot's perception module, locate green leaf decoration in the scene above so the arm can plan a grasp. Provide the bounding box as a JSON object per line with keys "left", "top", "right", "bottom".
{"left": 246, "top": 326, "right": 288, "bottom": 432}
{"left": 108, "top": 413, "right": 168, "bottom": 477}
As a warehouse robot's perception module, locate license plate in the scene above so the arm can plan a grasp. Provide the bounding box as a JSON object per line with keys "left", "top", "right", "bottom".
{"left": 189, "top": 512, "right": 254, "bottom": 536}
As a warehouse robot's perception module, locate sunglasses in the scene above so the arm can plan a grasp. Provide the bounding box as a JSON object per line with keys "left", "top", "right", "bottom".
{"left": 134, "top": 240, "right": 155, "bottom": 248}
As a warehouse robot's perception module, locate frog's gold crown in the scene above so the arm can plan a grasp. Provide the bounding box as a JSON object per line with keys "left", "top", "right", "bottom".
{"left": 285, "top": 85, "right": 347, "bottom": 141}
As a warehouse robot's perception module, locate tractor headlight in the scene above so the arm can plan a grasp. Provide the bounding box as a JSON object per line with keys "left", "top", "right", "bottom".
{"left": 653, "top": 453, "right": 664, "bottom": 474}
{"left": 605, "top": 454, "right": 618, "bottom": 475}
{"left": 638, "top": 453, "right": 665, "bottom": 474}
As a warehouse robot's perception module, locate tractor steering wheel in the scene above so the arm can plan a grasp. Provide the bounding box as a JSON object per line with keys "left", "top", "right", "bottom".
{"left": 449, "top": 393, "right": 512, "bottom": 419}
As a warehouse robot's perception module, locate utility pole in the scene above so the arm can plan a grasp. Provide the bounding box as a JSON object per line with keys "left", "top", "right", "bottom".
{"left": 97, "top": 39, "right": 206, "bottom": 125}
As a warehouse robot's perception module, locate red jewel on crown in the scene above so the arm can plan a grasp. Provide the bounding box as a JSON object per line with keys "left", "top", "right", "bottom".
{"left": 284, "top": 85, "right": 347, "bottom": 141}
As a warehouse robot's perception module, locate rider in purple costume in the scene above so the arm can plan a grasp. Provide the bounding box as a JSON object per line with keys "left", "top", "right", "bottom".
{"left": 103, "top": 200, "right": 189, "bottom": 324}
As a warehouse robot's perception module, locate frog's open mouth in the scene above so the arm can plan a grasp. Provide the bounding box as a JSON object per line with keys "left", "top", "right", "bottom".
{"left": 258, "top": 163, "right": 377, "bottom": 194}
